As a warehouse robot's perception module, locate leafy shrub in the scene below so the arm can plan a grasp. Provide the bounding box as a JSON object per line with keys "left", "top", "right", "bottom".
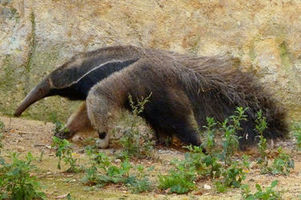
{"left": 50, "top": 113, "right": 69, "bottom": 135}
{"left": 126, "top": 165, "right": 153, "bottom": 193}
{"left": 118, "top": 94, "right": 154, "bottom": 159}
{"left": 0, "top": 152, "right": 45, "bottom": 200}
{"left": 255, "top": 110, "right": 268, "bottom": 169}
{"left": 159, "top": 145, "right": 222, "bottom": 194}
{"left": 0, "top": 120, "right": 4, "bottom": 154}
{"left": 202, "top": 117, "right": 217, "bottom": 153}
{"left": 83, "top": 149, "right": 153, "bottom": 193}
{"left": 51, "top": 136, "right": 80, "bottom": 173}
{"left": 241, "top": 180, "right": 281, "bottom": 200}
{"left": 0, "top": 120, "right": 4, "bottom": 132}
{"left": 269, "top": 148, "right": 294, "bottom": 175}
{"left": 292, "top": 122, "right": 301, "bottom": 150}
{"left": 158, "top": 168, "right": 196, "bottom": 194}
{"left": 220, "top": 107, "right": 247, "bottom": 165}
{"left": 215, "top": 161, "right": 247, "bottom": 193}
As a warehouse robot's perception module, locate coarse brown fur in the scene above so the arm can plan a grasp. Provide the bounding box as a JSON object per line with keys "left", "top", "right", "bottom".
{"left": 14, "top": 45, "right": 288, "bottom": 148}
{"left": 86, "top": 48, "right": 288, "bottom": 148}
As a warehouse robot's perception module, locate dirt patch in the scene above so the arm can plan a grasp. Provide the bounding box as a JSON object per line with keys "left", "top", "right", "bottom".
{"left": 1, "top": 115, "right": 301, "bottom": 199}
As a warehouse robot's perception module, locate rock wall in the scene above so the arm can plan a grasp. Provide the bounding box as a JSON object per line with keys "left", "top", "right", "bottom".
{"left": 1, "top": 0, "right": 300, "bottom": 122}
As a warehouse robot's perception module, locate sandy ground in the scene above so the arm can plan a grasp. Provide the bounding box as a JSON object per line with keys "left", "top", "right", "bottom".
{"left": 1, "top": 115, "right": 301, "bottom": 200}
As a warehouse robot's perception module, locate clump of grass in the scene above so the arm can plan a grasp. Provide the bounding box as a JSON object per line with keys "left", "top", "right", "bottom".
{"left": 0, "top": 120, "right": 4, "bottom": 132}
{"left": 0, "top": 120, "right": 4, "bottom": 153}
{"left": 202, "top": 117, "right": 217, "bottom": 153}
{"left": 267, "top": 147, "right": 294, "bottom": 176}
{"left": 214, "top": 161, "right": 248, "bottom": 193}
{"left": 241, "top": 180, "right": 281, "bottom": 200}
{"left": 51, "top": 136, "right": 81, "bottom": 173}
{"left": 82, "top": 147, "right": 153, "bottom": 193}
{"left": 220, "top": 107, "right": 248, "bottom": 165}
{"left": 292, "top": 122, "right": 301, "bottom": 150}
{"left": 255, "top": 110, "right": 268, "bottom": 169}
{"left": 118, "top": 93, "right": 154, "bottom": 159}
{"left": 0, "top": 152, "right": 45, "bottom": 200}
{"left": 126, "top": 165, "right": 154, "bottom": 193}
{"left": 159, "top": 107, "right": 250, "bottom": 194}
{"left": 50, "top": 113, "right": 69, "bottom": 136}
{"left": 254, "top": 111, "right": 294, "bottom": 175}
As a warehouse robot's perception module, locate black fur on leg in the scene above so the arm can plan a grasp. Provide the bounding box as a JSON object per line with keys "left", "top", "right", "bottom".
{"left": 98, "top": 132, "right": 107, "bottom": 139}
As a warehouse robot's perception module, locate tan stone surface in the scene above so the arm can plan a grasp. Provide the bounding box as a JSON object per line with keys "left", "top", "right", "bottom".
{"left": 0, "top": 0, "right": 300, "bottom": 121}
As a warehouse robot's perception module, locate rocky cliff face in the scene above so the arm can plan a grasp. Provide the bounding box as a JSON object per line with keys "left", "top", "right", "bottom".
{"left": 1, "top": 0, "right": 300, "bottom": 122}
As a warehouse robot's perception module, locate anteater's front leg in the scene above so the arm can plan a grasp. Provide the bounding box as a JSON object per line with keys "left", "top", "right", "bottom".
{"left": 54, "top": 102, "right": 93, "bottom": 139}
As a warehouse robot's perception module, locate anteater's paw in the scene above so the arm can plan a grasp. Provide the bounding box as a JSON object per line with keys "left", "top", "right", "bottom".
{"left": 54, "top": 130, "right": 72, "bottom": 139}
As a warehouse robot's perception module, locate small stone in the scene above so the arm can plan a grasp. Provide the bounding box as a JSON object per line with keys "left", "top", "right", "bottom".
{"left": 204, "top": 184, "right": 211, "bottom": 190}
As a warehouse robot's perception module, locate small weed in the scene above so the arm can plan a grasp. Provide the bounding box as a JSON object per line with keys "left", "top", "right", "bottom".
{"left": 50, "top": 113, "right": 69, "bottom": 135}
{"left": 0, "top": 135, "right": 3, "bottom": 155}
{"left": 158, "top": 146, "right": 221, "bottom": 194}
{"left": 83, "top": 149, "right": 153, "bottom": 193}
{"left": 159, "top": 107, "right": 250, "bottom": 194}
{"left": 0, "top": 152, "right": 45, "bottom": 200}
{"left": 0, "top": 120, "right": 4, "bottom": 132}
{"left": 292, "top": 122, "right": 301, "bottom": 150}
{"left": 51, "top": 136, "right": 80, "bottom": 173}
{"left": 220, "top": 107, "right": 248, "bottom": 165}
{"left": 127, "top": 165, "right": 154, "bottom": 193}
{"left": 241, "top": 180, "right": 281, "bottom": 200}
{"left": 270, "top": 147, "right": 294, "bottom": 175}
{"left": 259, "top": 147, "right": 294, "bottom": 175}
{"left": 164, "top": 147, "right": 203, "bottom": 193}
{"left": 215, "top": 161, "right": 247, "bottom": 193}
{"left": 0, "top": 121, "right": 4, "bottom": 153}
{"left": 118, "top": 93, "right": 154, "bottom": 159}
{"left": 202, "top": 117, "right": 217, "bottom": 153}
{"left": 158, "top": 167, "right": 196, "bottom": 194}
{"left": 256, "top": 110, "right": 268, "bottom": 169}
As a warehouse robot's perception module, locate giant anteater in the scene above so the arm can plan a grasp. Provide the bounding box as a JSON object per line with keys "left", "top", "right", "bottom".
{"left": 14, "top": 45, "right": 288, "bottom": 148}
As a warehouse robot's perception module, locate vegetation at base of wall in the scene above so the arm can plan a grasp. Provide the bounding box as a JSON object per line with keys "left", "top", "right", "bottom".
{"left": 82, "top": 147, "right": 153, "bottom": 193}
{"left": 241, "top": 180, "right": 281, "bottom": 200}
{"left": 292, "top": 122, "right": 301, "bottom": 150}
{"left": 0, "top": 152, "right": 45, "bottom": 200}
{"left": 51, "top": 136, "right": 82, "bottom": 173}
{"left": 117, "top": 94, "right": 155, "bottom": 159}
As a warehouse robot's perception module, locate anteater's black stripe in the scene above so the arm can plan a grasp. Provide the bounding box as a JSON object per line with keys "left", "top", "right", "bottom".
{"left": 50, "top": 59, "right": 138, "bottom": 100}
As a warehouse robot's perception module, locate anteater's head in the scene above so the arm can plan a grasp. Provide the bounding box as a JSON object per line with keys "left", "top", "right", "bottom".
{"left": 14, "top": 45, "right": 141, "bottom": 117}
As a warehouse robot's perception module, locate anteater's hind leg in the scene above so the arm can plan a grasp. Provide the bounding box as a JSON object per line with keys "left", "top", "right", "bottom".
{"left": 54, "top": 102, "right": 93, "bottom": 139}
{"left": 142, "top": 90, "right": 201, "bottom": 146}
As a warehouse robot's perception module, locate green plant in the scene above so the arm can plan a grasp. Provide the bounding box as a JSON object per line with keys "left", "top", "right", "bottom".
{"left": 186, "top": 145, "right": 222, "bottom": 178}
{"left": 255, "top": 110, "right": 268, "bottom": 168}
{"left": 0, "top": 121, "right": 4, "bottom": 154}
{"left": 220, "top": 107, "right": 248, "bottom": 165}
{"left": 126, "top": 165, "right": 153, "bottom": 193}
{"left": 202, "top": 117, "right": 217, "bottom": 153}
{"left": 215, "top": 161, "right": 247, "bottom": 193}
{"left": 158, "top": 167, "right": 196, "bottom": 194}
{"left": 50, "top": 113, "right": 69, "bottom": 135}
{"left": 292, "top": 122, "right": 301, "bottom": 150}
{"left": 159, "top": 145, "right": 221, "bottom": 194}
{"left": 118, "top": 93, "right": 154, "bottom": 159}
{"left": 241, "top": 180, "right": 281, "bottom": 200}
{"left": 51, "top": 136, "right": 80, "bottom": 173}
{"left": 0, "top": 120, "right": 4, "bottom": 132}
{"left": 269, "top": 147, "right": 294, "bottom": 175}
{"left": 259, "top": 147, "right": 294, "bottom": 175}
{"left": 83, "top": 149, "right": 153, "bottom": 193}
{"left": 0, "top": 152, "right": 45, "bottom": 200}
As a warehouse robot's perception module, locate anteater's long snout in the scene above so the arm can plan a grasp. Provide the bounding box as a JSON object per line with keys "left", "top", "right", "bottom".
{"left": 14, "top": 79, "right": 51, "bottom": 117}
